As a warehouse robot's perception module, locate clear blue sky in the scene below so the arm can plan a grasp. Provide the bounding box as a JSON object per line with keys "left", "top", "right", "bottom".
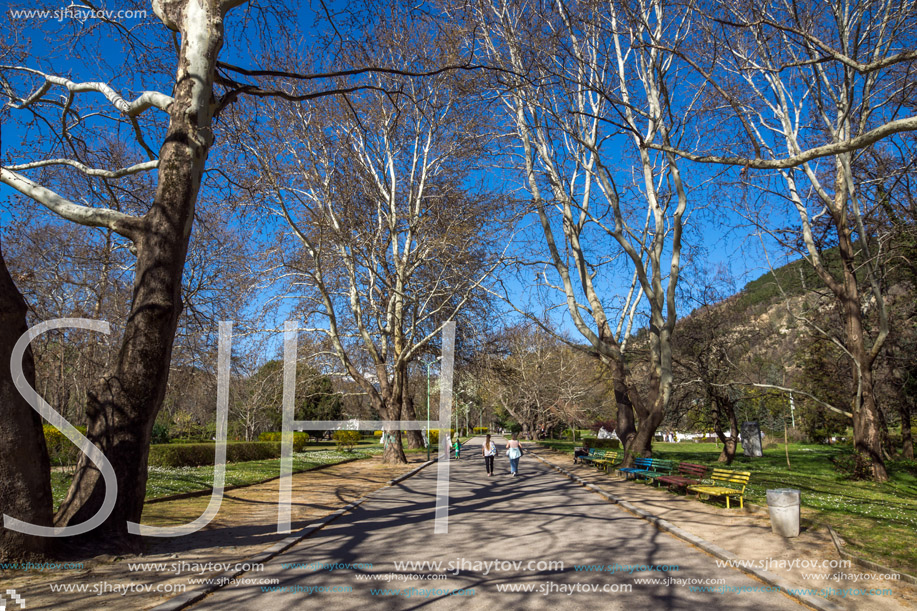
{"left": 1, "top": 1, "right": 796, "bottom": 349}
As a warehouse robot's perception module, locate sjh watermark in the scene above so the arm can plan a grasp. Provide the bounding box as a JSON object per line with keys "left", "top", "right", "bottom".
{"left": 1, "top": 588, "right": 26, "bottom": 611}
{"left": 8, "top": 5, "right": 147, "bottom": 23}
{"left": 4, "top": 319, "right": 457, "bottom": 539}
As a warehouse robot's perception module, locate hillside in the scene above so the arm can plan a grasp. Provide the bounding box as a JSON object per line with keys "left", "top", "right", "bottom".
{"left": 669, "top": 250, "right": 916, "bottom": 442}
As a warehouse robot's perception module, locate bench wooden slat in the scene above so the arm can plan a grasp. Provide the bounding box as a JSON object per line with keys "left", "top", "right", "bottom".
{"left": 592, "top": 451, "right": 618, "bottom": 471}
{"left": 618, "top": 457, "right": 675, "bottom": 481}
{"left": 580, "top": 449, "right": 607, "bottom": 466}
{"left": 687, "top": 468, "right": 751, "bottom": 508}
{"left": 657, "top": 462, "right": 708, "bottom": 489}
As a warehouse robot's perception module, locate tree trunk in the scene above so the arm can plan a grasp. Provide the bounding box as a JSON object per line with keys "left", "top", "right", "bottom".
{"left": 826, "top": 183, "right": 888, "bottom": 482}
{"left": 853, "top": 370, "right": 889, "bottom": 481}
{"left": 402, "top": 393, "right": 425, "bottom": 449}
{"left": 379, "top": 386, "right": 408, "bottom": 464}
{"left": 715, "top": 396, "right": 739, "bottom": 464}
{"left": 630, "top": 402, "right": 664, "bottom": 461}
{"left": 838, "top": 261, "right": 888, "bottom": 480}
{"left": 608, "top": 357, "right": 638, "bottom": 465}
{"left": 0, "top": 241, "right": 54, "bottom": 561}
{"left": 901, "top": 400, "right": 914, "bottom": 460}
{"left": 52, "top": 0, "right": 228, "bottom": 551}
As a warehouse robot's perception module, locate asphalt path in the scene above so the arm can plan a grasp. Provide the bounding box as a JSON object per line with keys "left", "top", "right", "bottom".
{"left": 188, "top": 437, "right": 804, "bottom": 610}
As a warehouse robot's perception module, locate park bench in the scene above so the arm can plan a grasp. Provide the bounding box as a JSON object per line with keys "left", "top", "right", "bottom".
{"left": 574, "top": 447, "right": 597, "bottom": 465}
{"left": 656, "top": 462, "right": 708, "bottom": 490}
{"left": 591, "top": 451, "right": 618, "bottom": 471}
{"left": 687, "top": 468, "right": 751, "bottom": 509}
{"left": 580, "top": 449, "right": 606, "bottom": 467}
{"left": 618, "top": 457, "right": 675, "bottom": 482}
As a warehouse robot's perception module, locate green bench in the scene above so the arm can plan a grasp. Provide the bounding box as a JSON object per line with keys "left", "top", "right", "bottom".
{"left": 687, "top": 468, "right": 751, "bottom": 509}
{"left": 575, "top": 447, "right": 597, "bottom": 465}
{"left": 580, "top": 448, "right": 607, "bottom": 467}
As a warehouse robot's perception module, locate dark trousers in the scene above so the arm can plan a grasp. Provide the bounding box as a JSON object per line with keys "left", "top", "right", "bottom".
{"left": 484, "top": 455, "right": 495, "bottom": 474}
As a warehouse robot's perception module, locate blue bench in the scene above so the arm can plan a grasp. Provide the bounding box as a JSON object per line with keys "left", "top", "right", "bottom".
{"left": 618, "top": 457, "right": 675, "bottom": 482}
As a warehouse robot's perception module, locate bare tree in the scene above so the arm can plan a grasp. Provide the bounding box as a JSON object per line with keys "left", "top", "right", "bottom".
{"left": 469, "top": 0, "right": 699, "bottom": 463}
{"left": 652, "top": 0, "right": 917, "bottom": 480}
{"left": 0, "top": 0, "right": 250, "bottom": 550}
{"left": 478, "top": 323, "right": 600, "bottom": 439}
{"left": 236, "top": 23, "right": 505, "bottom": 463}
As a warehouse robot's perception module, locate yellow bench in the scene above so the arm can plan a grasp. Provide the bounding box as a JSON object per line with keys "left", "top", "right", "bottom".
{"left": 592, "top": 451, "right": 618, "bottom": 471}
{"left": 687, "top": 468, "right": 751, "bottom": 509}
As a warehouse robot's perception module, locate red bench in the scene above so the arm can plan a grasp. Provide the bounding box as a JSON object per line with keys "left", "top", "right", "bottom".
{"left": 656, "top": 462, "right": 707, "bottom": 489}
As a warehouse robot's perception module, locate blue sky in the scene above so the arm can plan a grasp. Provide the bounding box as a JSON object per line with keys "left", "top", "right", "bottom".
{"left": 1, "top": 0, "right": 797, "bottom": 352}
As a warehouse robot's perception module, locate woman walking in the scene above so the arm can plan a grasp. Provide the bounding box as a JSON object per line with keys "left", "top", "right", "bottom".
{"left": 482, "top": 434, "right": 497, "bottom": 476}
{"left": 505, "top": 433, "right": 523, "bottom": 476}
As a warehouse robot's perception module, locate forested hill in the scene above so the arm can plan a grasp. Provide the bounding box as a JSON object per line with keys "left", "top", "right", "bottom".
{"left": 668, "top": 248, "right": 916, "bottom": 443}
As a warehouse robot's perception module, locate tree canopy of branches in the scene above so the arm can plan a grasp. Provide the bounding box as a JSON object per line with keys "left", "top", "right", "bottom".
{"left": 235, "top": 13, "right": 507, "bottom": 463}
{"left": 645, "top": 0, "right": 917, "bottom": 480}
{"left": 467, "top": 0, "right": 704, "bottom": 464}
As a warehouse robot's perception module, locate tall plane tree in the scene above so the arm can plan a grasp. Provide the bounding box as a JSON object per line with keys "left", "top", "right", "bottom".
{"left": 651, "top": 0, "right": 917, "bottom": 480}
{"left": 236, "top": 13, "right": 505, "bottom": 464}
{"left": 1, "top": 0, "right": 248, "bottom": 551}
{"left": 470, "top": 0, "right": 698, "bottom": 463}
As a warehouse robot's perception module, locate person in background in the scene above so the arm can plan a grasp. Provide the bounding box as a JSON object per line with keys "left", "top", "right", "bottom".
{"left": 505, "top": 432, "right": 523, "bottom": 476}
{"left": 482, "top": 434, "right": 497, "bottom": 476}
{"left": 573, "top": 439, "right": 590, "bottom": 464}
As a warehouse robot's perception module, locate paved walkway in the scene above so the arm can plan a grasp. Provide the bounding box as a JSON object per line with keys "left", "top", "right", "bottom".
{"left": 188, "top": 437, "right": 803, "bottom": 610}
{"left": 535, "top": 446, "right": 915, "bottom": 611}
{"left": 2, "top": 453, "right": 423, "bottom": 610}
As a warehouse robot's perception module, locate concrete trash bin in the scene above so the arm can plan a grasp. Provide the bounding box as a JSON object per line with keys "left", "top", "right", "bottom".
{"left": 766, "top": 488, "right": 800, "bottom": 538}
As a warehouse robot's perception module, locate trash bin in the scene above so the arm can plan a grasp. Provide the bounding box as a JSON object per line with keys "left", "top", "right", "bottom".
{"left": 766, "top": 489, "right": 800, "bottom": 538}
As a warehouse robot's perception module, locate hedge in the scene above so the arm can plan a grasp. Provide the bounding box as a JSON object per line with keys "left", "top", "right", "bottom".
{"left": 581, "top": 437, "right": 620, "bottom": 449}
{"left": 333, "top": 430, "right": 361, "bottom": 451}
{"left": 473, "top": 427, "right": 489, "bottom": 434}
{"left": 43, "top": 424, "right": 88, "bottom": 466}
{"left": 148, "top": 442, "right": 282, "bottom": 467}
{"left": 258, "top": 431, "right": 309, "bottom": 452}
{"left": 426, "top": 429, "right": 457, "bottom": 446}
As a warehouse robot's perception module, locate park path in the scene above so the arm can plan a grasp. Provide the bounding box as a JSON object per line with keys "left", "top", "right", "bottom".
{"left": 187, "top": 436, "right": 804, "bottom": 610}
{"left": 2, "top": 453, "right": 422, "bottom": 610}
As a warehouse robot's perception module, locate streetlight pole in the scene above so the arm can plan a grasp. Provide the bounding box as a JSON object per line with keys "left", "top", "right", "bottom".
{"left": 425, "top": 357, "right": 440, "bottom": 462}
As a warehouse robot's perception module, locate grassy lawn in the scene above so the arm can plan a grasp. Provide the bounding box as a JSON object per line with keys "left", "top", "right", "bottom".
{"left": 537, "top": 439, "right": 917, "bottom": 572}
{"left": 50, "top": 447, "right": 381, "bottom": 509}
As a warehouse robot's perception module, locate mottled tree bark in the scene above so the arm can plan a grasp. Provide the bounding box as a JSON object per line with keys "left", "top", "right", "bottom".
{"left": 0, "top": 241, "right": 53, "bottom": 561}
{"left": 402, "top": 384, "right": 425, "bottom": 449}
{"left": 52, "top": 0, "right": 232, "bottom": 551}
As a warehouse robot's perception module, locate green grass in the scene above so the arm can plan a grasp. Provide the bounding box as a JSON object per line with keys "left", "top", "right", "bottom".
{"left": 538, "top": 439, "right": 917, "bottom": 572}
{"left": 50, "top": 448, "right": 381, "bottom": 508}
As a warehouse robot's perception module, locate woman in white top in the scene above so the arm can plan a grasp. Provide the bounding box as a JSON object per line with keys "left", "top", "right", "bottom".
{"left": 505, "top": 433, "right": 523, "bottom": 476}
{"left": 482, "top": 434, "right": 497, "bottom": 476}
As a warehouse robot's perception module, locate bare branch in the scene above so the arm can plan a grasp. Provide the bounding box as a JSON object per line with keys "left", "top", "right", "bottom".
{"left": 645, "top": 115, "right": 917, "bottom": 169}
{"left": 1, "top": 168, "right": 143, "bottom": 242}
{"left": 1, "top": 66, "right": 173, "bottom": 116}
{"left": 725, "top": 381, "right": 853, "bottom": 419}
{"left": 5, "top": 159, "right": 158, "bottom": 178}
